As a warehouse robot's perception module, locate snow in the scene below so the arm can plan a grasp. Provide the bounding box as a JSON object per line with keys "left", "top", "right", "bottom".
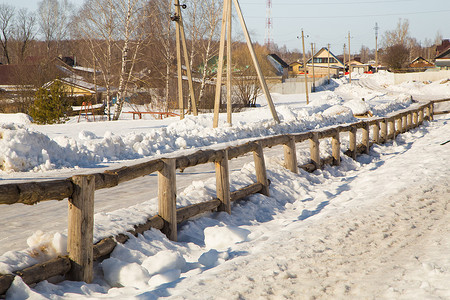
{"left": 1, "top": 71, "right": 449, "bottom": 299}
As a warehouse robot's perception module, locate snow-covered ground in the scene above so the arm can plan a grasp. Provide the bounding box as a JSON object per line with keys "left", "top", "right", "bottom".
{"left": 0, "top": 71, "right": 449, "bottom": 299}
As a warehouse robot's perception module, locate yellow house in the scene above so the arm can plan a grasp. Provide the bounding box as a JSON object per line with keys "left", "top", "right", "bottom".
{"left": 44, "top": 77, "right": 106, "bottom": 101}
{"left": 306, "top": 47, "right": 344, "bottom": 78}
{"left": 288, "top": 61, "right": 304, "bottom": 77}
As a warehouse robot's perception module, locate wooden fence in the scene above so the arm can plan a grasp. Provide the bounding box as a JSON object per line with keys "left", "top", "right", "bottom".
{"left": 0, "top": 99, "right": 448, "bottom": 294}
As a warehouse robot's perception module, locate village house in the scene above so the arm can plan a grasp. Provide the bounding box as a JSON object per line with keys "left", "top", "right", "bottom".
{"left": 305, "top": 47, "right": 345, "bottom": 78}
{"left": 408, "top": 56, "right": 435, "bottom": 70}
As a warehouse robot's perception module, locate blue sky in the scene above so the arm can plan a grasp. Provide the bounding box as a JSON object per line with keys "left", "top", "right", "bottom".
{"left": 3, "top": 0, "right": 450, "bottom": 54}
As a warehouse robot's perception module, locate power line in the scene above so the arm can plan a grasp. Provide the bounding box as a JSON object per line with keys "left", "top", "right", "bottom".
{"left": 241, "top": 0, "right": 418, "bottom": 5}
{"left": 245, "top": 9, "right": 450, "bottom": 19}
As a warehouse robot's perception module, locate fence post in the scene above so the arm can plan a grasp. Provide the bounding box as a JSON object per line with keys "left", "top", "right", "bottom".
{"left": 283, "top": 136, "right": 298, "bottom": 174}
{"left": 419, "top": 108, "right": 424, "bottom": 124}
{"left": 372, "top": 121, "right": 380, "bottom": 144}
{"left": 349, "top": 127, "right": 357, "bottom": 160}
{"left": 406, "top": 113, "right": 412, "bottom": 130}
{"left": 362, "top": 122, "right": 370, "bottom": 154}
{"left": 402, "top": 114, "right": 407, "bottom": 133}
{"left": 388, "top": 118, "right": 395, "bottom": 140}
{"left": 413, "top": 111, "right": 418, "bottom": 128}
{"left": 380, "top": 119, "right": 387, "bottom": 143}
{"left": 253, "top": 142, "right": 270, "bottom": 196}
{"left": 332, "top": 129, "right": 340, "bottom": 166}
{"left": 67, "top": 175, "right": 95, "bottom": 283}
{"left": 158, "top": 158, "right": 177, "bottom": 241}
{"left": 429, "top": 103, "right": 434, "bottom": 121}
{"left": 309, "top": 132, "right": 321, "bottom": 169}
{"left": 425, "top": 105, "right": 431, "bottom": 121}
{"left": 396, "top": 116, "right": 402, "bottom": 135}
{"left": 215, "top": 150, "right": 231, "bottom": 214}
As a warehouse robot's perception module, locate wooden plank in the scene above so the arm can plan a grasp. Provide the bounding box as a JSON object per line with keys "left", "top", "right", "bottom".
{"left": 402, "top": 114, "right": 407, "bottom": 133}
{"left": 260, "top": 135, "right": 290, "bottom": 148}
{"left": 309, "top": 132, "right": 321, "bottom": 168}
{"left": 177, "top": 199, "right": 222, "bottom": 223}
{"left": 283, "top": 136, "right": 298, "bottom": 173}
{"left": 388, "top": 118, "right": 396, "bottom": 140}
{"left": 431, "top": 98, "right": 450, "bottom": 104}
{"left": 253, "top": 142, "right": 270, "bottom": 196}
{"left": 293, "top": 132, "right": 313, "bottom": 143}
{"left": 67, "top": 175, "right": 95, "bottom": 283}
{"left": 228, "top": 142, "right": 257, "bottom": 159}
{"left": 158, "top": 158, "right": 177, "bottom": 241}
{"left": 230, "top": 183, "right": 263, "bottom": 202}
{"left": 332, "top": 131, "right": 341, "bottom": 166}
{"left": 413, "top": 111, "right": 419, "bottom": 127}
{"left": 434, "top": 110, "right": 450, "bottom": 115}
{"left": 215, "top": 150, "right": 231, "bottom": 213}
{"left": 0, "top": 179, "right": 73, "bottom": 205}
{"left": 105, "top": 159, "right": 163, "bottom": 185}
{"left": 16, "top": 256, "right": 71, "bottom": 286}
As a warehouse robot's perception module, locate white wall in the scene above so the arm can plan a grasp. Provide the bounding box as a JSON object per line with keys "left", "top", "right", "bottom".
{"left": 393, "top": 70, "right": 450, "bottom": 84}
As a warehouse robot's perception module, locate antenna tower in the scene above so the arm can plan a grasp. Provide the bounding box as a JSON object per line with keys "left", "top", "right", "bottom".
{"left": 265, "top": 0, "right": 273, "bottom": 50}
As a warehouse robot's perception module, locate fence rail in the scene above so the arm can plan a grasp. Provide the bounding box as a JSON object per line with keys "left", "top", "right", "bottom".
{"left": 0, "top": 99, "right": 448, "bottom": 294}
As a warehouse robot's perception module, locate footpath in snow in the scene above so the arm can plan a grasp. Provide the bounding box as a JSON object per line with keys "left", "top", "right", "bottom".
{"left": 0, "top": 72, "right": 449, "bottom": 299}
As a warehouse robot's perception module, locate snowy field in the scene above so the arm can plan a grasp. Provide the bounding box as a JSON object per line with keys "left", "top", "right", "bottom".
{"left": 0, "top": 71, "right": 449, "bottom": 299}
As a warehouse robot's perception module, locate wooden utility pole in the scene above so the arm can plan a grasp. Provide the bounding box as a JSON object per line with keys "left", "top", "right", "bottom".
{"left": 173, "top": 0, "right": 198, "bottom": 119}
{"left": 348, "top": 31, "right": 352, "bottom": 83}
{"left": 311, "top": 43, "right": 316, "bottom": 92}
{"left": 213, "top": 0, "right": 280, "bottom": 127}
{"left": 327, "top": 43, "right": 331, "bottom": 84}
{"left": 226, "top": 0, "right": 232, "bottom": 124}
{"left": 301, "top": 29, "right": 309, "bottom": 104}
{"left": 374, "top": 22, "right": 379, "bottom": 69}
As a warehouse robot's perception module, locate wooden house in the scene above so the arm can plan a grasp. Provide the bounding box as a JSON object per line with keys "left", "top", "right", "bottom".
{"left": 288, "top": 61, "right": 304, "bottom": 77}
{"left": 434, "top": 48, "right": 450, "bottom": 70}
{"left": 306, "top": 47, "right": 345, "bottom": 77}
{"left": 408, "top": 57, "right": 435, "bottom": 69}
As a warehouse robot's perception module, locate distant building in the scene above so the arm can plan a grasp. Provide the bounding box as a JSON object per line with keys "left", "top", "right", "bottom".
{"left": 267, "top": 54, "right": 289, "bottom": 78}
{"left": 435, "top": 48, "right": 450, "bottom": 70}
{"left": 408, "top": 57, "right": 435, "bottom": 69}
{"left": 305, "top": 47, "right": 345, "bottom": 77}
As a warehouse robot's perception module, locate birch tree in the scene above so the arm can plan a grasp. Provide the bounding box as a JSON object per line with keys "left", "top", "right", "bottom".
{"left": 37, "top": 0, "right": 73, "bottom": 54}
{"left": 13, "top": 8, "right": 37, "bottom": 63}
{"left": 0, "top": 4, "right": 15, "bottom": 64}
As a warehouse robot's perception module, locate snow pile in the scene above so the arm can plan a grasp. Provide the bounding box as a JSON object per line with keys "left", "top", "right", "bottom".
{"left": 0, "top": 113, "right": 32, "bottom": 125}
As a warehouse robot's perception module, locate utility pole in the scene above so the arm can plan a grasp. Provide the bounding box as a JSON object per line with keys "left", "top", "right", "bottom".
{"left": 327, "top": 43, "right": 331, "bottom": 84}
{"left": 343, "top": 43, "right": 346, "bottom": 73}
{"left": 348, "top": 31, "right": 352, "bottom": 83}
{"left": 311, "top": 43, "right": 316, "bottom": 92}
{"left": 374, "top": 22, "right": 379, "bottom": 69}
{"left": 301, "top": 29, "right": 309, "bottom": 104}
{"left": 226, "top": 0, "right": 232, "bottom": 124}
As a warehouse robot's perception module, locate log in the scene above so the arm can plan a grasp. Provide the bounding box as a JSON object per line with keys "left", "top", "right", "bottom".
{"left": 431, "top": 98, "right": 450, "bottom": 104}
{"left": 176, "top": 199, "right": 222, "bottom": 223}
{"left": 158, "top": 158, "right": 177, "bottom": 241}
{"left": 317, "top": 127, "right": 338, "bottom": 139}
{"left": 419, "top": 108, "right": 424, "bottom": 124}
{"left": 253, "top": 142, "right": 270, "bottom": 196}
{"left": 348, "top": 127, "right": 357, "bottom": 160}
{"left": 406, "top": 113, "right": 412, "bottom": 130}
{"left": 228, "top": 141, "right": 257, "bottom": 159}
{"left": 413, "top": 111, "right": 418, "bottom": 127}
{"left": 372, "top": 121, "right": 380, "bottom": 144}
{"left": 430, "top": 103, "right": 434, "bottom": 120}
{"left": 93, "top": 172, "right": 119, "bottom": 190}
{"left": 106, "top": 160, "right": 164, "bottom": 185}
{"left": 293, "top": 132, "right": 312, "bottom": 143}
{"left": 299, "top": 163, "right": 316, "bottom": 173}
{"left": 67, "top": 175, "right": 95, "bottom": 283}
{"left": 401, "top": 114, "right": 407, "bottom": 133}
{"left": 434, "top": 110, "right": 450, "bottom": 115}
{"left": 0, "top": 275, "right": 14, "bottom": 296}
{"left": 309, "top": 132, "right": 321, "bottom": 168}
{"left": 176, "top": 150, "right": 223, "bottom": 170}
{"left": 396, "top": 116, "right": 402, "bottom": 135}
{"left": 260, "top": 135, "right": 290, "bottom": 148}
{"left": 380, "top": 119, "right": 387, "bottom": 143}
{"left": 361, "top": 122, "right": 370, "bottom": 154}
{"left": 0, "top": 179, "right": 73, "bottom": 205}
{"left": 332, "top": 131, "right": 341, "bottom": 166}
{"left": 230, "top": 183, "right": 263, "bottom": 202}
{"left": 215, "top": 150, "right": 231, "bottom": 213}
{"left": 388, "top": 118, "right": 396, "bottom": 140}
{"left": 16, "top": 256, "right": 71, "bottom": 286}
{"left": 283, "top": 136, "right": 298, "bottom": 173}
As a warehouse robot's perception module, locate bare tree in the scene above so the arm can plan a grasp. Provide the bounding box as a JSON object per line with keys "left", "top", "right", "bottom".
{"left": 383, "top": 44, "right": 410, "bottom": 70}
{"left": 13, "top": 8, "right": 37, "bottom": 63}
{"left": 382, "top": 18, "right": 411, "bottom": 49}
{"left": 38, "top": 0, "right": 73, "bottom": 54}
{"left": 0, "top": 4, "right": 15, "bottom": 64}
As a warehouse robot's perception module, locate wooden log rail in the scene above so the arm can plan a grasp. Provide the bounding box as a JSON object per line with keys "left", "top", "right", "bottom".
{"left": 0, "top": 100, "right": 443, "bottom": 295}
